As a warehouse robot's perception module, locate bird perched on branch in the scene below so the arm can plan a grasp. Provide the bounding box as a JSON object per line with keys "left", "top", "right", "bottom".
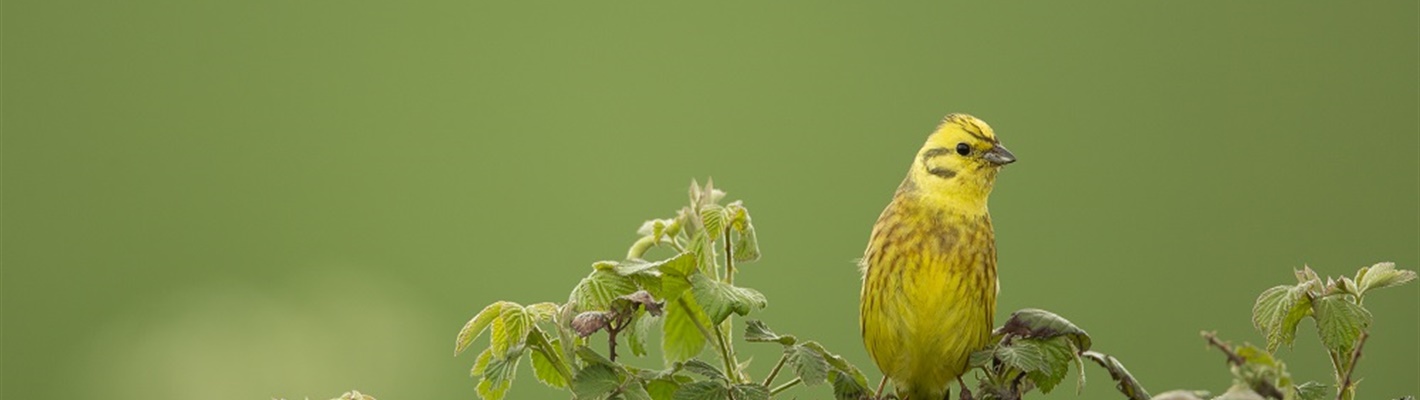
{"left": 860, "top": 113, "right": 1016, "bottom": 399}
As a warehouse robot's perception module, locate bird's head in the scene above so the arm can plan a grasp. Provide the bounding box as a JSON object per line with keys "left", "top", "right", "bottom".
{"left": 905, "top": 113, "right": 1016, "bottom": 213}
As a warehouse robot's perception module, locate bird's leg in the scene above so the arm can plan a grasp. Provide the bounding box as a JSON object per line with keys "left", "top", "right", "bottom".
{"left": 874, "top": 376, "right": 889, "bottom": 399}
{"left": 956, "top": 376, "right": 974, "bottom": 400}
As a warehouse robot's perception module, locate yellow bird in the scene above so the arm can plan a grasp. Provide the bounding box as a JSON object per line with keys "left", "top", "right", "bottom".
{"left": 860, "top": 114, "right": 1016, "bottom": 399}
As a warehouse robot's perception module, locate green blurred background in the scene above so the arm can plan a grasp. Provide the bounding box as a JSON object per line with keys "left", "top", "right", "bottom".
{"left": 4, "top": 2, "right": 1416, "bottom": 399}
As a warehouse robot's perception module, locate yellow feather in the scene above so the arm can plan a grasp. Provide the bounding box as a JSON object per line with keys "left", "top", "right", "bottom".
{"left": 860, "top": 114, "right": 1014, "bottom": 399}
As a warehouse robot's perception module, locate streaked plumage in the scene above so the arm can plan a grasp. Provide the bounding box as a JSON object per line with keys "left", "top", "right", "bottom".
{"left": 860, "top": 114, "right": 1015, "bottom": 399}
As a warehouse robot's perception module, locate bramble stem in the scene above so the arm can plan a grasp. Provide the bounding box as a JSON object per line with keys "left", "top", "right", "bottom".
{"left": 763, "top": 352, "right": 789, "bottom": 386}
{"left": 712, "top": 323, "right": 740, "bottom": 383}
{"left": 770, "top": 377, "right": 802, "bottom": 396}
{"left": 1200, "top": 331, "right": 1283, "bottom": 400}
{"left": 1336, "top": 331, "right": 1369, "bottom": 400}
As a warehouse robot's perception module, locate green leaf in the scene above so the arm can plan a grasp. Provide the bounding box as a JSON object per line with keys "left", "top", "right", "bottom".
{"left": 572, "top": 364, "right": 622, "bottom": 400}
{"left": 576, "top": 345, "right": 618, "bottom": 368}
{"left": 731, "top": 384, "right": 771, "bottom": 400}
{"left": 690, "top": 274, "right": 767, "bottom": 325}
{"left": 1293, "top": 382, "right": 1329, "bottom": 400}
{"left": 1357, "top": 262, "right": 1416, "bottom": 295}
{"left": 681, "top": 359, "right": 726, "bottom": 380}
{"left": 640, "top": 252, "right": 696, "bottom": 302}
{"left": 1252, "top": 285, "right": 1312, "bottom": 352}
{"left": 967, "top": 348, "right": 995, "bottom": 370}
{"left": 525, "top": 302, "right": 560, "bottom": 322}
{"left": 571, "top": 269, "right": 639, "bottom": 313}
{"left": 993, "top": 339, "right": 1049, "bottom": 373}
{"left": 731, "top": 224, "right": 761, "bottom": 263}
{"left": 994, "top": 308, "right": 1092, "bottom": 351}
{"left": 627, "top": 309, "right": 658, "bottom": 357}
{"left": 476, "top": 350, "right": 521, "bottom": 400}
{"left": 700, "top": 205, "right": 726, "bottom": 241}
{"left": 829, "top": 370, "right": 871, "bottom": 400}
{"left": 743, "top": 320, "right": 796, "bottom": 345}
{"left": 662, "top": 296, "right": 709, "bottom": 364}
{"left": 725, "top": 201, "right": 761, "bottom": 263}
{"left": 1312, "top": 295, "right": 1372, "bottom": 354}
{"left": 672, "top": 380, "right": 728, "bottom": 400}
{"left": 645, "top": 378, "right": 681, "bottom": 400}
{"left": 530, "top": 341, "right": 569, "bottom": 389}
{"left": 457, "top": 301, "right": 513, "bottom": 355}
{"left": 786, "top": 344, "right": 830, "bottom": 385}
{"left": 621, "top": 380, "right": 654, "bottom": 400}
{"left": 490, "top": 306, "right": 531, "bottom": 355}
{"left": 527, "top": 329, "right": 569, "bottom": 389}
{"left": 1022, "top": 338, "right": 1073, "bottom": 394}
{"left": 471, "top": 348, "right": 493, "bottom": 377}
{"left": 800, "top": 341, "right": 870, "bottom": 395}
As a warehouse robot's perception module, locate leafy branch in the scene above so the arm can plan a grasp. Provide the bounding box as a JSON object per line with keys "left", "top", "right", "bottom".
{"left": 450, "top": 180, "right": 1415, "bottom": 400}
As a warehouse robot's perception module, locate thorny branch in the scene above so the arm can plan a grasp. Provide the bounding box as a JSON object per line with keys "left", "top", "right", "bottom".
{"left": 1200, "top": 331, "right": 1284, "bottom": 400}
{"left": 1336, "top": 331, "right": 1370, "bottom": 400}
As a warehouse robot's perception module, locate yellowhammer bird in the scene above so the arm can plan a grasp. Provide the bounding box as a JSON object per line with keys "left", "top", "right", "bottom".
{"left": 860, "top": 113, "right": 1016, "bottom": 400}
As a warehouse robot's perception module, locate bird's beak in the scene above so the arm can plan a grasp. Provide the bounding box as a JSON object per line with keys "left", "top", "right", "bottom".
{"left": 984, "top": 144, "right": 1016, "bottom": 166}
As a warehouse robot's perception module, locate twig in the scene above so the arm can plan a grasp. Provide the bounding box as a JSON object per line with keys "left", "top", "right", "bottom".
{"left": 763, "top": 352, "right": 789, "bottom": 386}
{"left": 1201, "top": 331, "right": 1245, "bottom": 366}
{"left": 1199, "top": 331, "right": 1284, "bottom": 400}
{"left": 1336, "top": 331, "right": 1370, "bottom": 400}
{"left": 770, "top": 377, "right": 803, "bottom": 396}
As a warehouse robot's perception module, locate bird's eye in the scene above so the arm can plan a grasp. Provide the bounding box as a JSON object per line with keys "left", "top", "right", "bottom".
{"left": 955, "top": 143, "right": 971, "bottom": 156}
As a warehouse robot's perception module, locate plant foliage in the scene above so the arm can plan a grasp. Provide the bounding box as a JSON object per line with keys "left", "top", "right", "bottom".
{"left": 454, "top": 181, "right": 1414, "bottom": 400}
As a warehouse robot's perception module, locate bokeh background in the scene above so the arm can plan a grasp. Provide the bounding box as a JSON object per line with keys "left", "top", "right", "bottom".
{"left": 4, "top": 2, "right": 1416, "bottom": 399}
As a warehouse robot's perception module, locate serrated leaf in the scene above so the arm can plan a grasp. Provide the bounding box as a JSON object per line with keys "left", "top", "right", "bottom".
{"left": 646, "top": 378, "right": 681, "bottom": 400}
{"left": 1252, "top": 285, "right": 1312, "bottom": 352}
{"left": 673, "top": 380, "right": 728, "bottom": 400}
{"left": 725, "top": 201, "right": 761, "bottom": 263}
{"left": 800, "top": 341, "right": 870, "bottom": 394}
{"left": 571, "top": 269, "right": 639, "bottom": 313}
{"left": 700, "top": 205, "right": 726, "bottom": 241}
{"left": 731, "top": 224, "right": 761, "bottom": 263}
{"left": 681, "top": 359, "right": 726, "bottom": 380}
{"left": 572, "top": 364, "right": 622, "bottom": 400}
{"left": 530, "top": 341, "right": 569, "bottom": 388}
{"left": 690, "top": 274, "right": 767, "bottom": 325}
{"left": 490, "top": 306, "right": 531, "bottom": 355}
{"left": 743, "top": 320, "right": 796, "bottom": 345}
{"left": 648, "top": 252, "right": 697, "bottom": 302}
{"left": 732, "top": 384, "right": 770, "bottom": 400}
{"left": 628, "top": 310, "right": 658, "bottom": 357}
{"left": 1357, "top": 262, "right": 1416, "bottom": 295}
{"left": 476, "top": 350, "right": 520, "bottom": 400}
{"left": 471, "top": 347, "right": 493, "bottom": 377}
{"left": 622, "top": 380, "right": 654, "bottom": 400}
{"left": 829, "top": 370, "right": 871, "bottom": 400}
{"left": 994, "top": 308, "right": 1092, "bottom": 351}
{"left": 457, "top": 301, "right": 514, "bottom": 355}
{"left": 1313, "top": 295, "right": 1372, "bottom": 354}
{"left": 662, "top": 296, "right": 709, "bottom": 364}
{"left": 576, "top": 345, "right": 618, "bottom": 368}
{"left": 1023, "top": 338, "right": 1073, "bottom": 394}
{"left": 525, "top": 302, "right": 560, "bottom": 322}
{"left": 994, "top": 340, "right": 1050, "bottom": 373}
{"left": 1293, "top": 382, "right": 1329, "bottom": 400}
{"left": 786, "top": 344, "right": 830, "bottom": 385}
{"left": 967, "top": 348, "right": 995, "bottom": 370}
